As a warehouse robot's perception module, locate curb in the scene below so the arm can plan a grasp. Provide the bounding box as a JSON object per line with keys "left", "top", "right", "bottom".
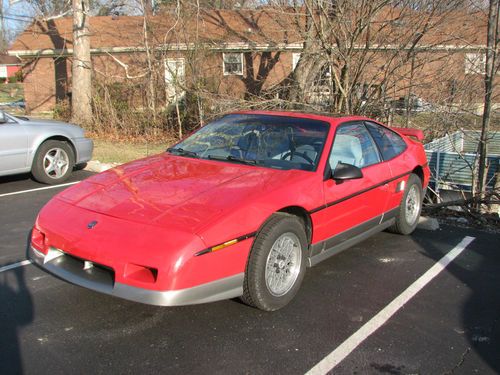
{"left": 417, "top": 216, "right": 440, "bottom": 231}
{"left": 84, "top": 160, "right": 121, "bottom": 173}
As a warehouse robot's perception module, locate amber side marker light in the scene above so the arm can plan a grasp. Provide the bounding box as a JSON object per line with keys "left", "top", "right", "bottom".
{"left": 194, "top": 232, "right": 256, "bottom": 257}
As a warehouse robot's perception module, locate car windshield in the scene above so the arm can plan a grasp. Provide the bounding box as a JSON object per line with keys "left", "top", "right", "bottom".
{"left": 170, "top": 114, "right": 330, "bottom": 171}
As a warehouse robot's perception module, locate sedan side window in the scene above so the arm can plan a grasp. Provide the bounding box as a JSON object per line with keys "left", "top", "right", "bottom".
{"left": 329, "top": 123, "right": 381, "bottom": 170}
{"left": 365, "top": 121, "right": 407, "bottom": 160}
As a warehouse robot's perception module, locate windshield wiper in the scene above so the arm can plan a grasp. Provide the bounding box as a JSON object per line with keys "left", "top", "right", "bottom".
{"left": 207, "top": 154, "right": 257, "bottom": 166}
{"left": 166, "top": 147, "right": 199, "bottom": 158}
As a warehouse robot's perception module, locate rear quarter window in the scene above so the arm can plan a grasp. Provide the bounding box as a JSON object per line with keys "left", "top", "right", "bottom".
{"left": 365, "top": 121, "right": 407, "bottom": 160}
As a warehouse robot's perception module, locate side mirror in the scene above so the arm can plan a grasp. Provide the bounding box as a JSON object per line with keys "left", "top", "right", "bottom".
{"left": 332, "top": 162, "right": 363, "bottom": 180}
{"left": 0, "top": 111, "right": 6, "bottom": 123}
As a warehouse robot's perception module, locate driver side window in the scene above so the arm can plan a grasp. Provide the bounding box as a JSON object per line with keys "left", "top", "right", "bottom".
{"left": 329, "top": 123, "right": 380, "bottom": 170}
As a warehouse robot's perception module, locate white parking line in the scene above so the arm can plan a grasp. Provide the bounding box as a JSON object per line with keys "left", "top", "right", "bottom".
{"left": 0, "top": 259, "right": 32, "bottom": 273}
{"left": 0, "top": 181, "right": 79, "bottom": 198}
{"left": 305, "top": 236, "right": 475, "bottom": 375}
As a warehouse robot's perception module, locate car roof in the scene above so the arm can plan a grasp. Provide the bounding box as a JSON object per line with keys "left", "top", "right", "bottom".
{"left": 232, "top": 110, "right": 371, "bottom": 125}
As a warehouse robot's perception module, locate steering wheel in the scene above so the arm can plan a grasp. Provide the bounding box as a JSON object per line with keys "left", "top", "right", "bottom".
{"left": 280, "top": 151, "right": 315, "bottom": 165}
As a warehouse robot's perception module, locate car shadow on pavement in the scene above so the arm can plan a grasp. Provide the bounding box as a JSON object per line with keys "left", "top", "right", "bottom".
{"left": 0, "top": 172, "right": 33, "bottom": 184}
{"left": 413, "top": 229, "right": 500, "bottom": 374}
{"left": 0, "top": 264, "right": 34, "bottom": 374}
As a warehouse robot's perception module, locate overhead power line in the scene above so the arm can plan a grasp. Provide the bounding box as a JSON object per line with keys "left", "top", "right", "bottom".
{"left": 0, "top": 15, "right": 33, "bottom": 23}
{"left": 3, "top": 12, "right": 34, "bottom": 19}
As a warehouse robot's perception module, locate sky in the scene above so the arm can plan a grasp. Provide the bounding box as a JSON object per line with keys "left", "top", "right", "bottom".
{"left": 1, "top": 0, "right": 35, "bottom": 44}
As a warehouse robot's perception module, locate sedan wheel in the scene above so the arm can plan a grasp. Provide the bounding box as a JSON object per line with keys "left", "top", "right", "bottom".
{"left": 241, "top": 214, "right": 307, "bottom": 311}
{"left": 43, "top": 147, "right": 70, "bottom": 179}
{"left": 32, "top": 140, "right": 75, "bottom": 185}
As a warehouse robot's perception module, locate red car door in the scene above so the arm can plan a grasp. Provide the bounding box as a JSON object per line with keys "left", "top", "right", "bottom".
{"left": 310, "top": 122, "right": 392, "bottom": 263}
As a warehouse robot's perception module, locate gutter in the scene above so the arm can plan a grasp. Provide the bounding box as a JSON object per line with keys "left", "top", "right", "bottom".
{"left": 8, "top": 43, "right": 489, "bottom": 58}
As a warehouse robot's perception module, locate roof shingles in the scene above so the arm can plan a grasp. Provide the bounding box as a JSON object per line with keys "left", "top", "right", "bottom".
{"left": 9, "top": 7, "right": 485, "bottom": 53}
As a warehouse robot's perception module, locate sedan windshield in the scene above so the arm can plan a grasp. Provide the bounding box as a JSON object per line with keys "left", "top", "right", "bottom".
{"left": 170, "top": 114, "right": 330, "bottom": 171}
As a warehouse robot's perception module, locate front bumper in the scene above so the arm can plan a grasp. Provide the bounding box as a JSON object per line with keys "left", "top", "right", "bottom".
{"left": 74, "top": 137, "right": 94, "bottom": 164}
{"left": 29, "top": 246, "right": 243, "bottom": 306}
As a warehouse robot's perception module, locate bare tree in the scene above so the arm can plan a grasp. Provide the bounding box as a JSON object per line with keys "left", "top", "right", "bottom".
{"left": 286, "top": 0, "right": 475, "bottom": 117}
{"left": 477, "top": 0, "right": 499, "bottom": 201}
{"left": 25, "top": 0, "right": 137, "bottom": 19}
{"left": 26, "top": 0, "right": 72, "bottom": 19}
{"left": 72, "top": 0, "right": 492, "bottom": 143}
{"left": 72, "top": 0, "right": 93, "bottom": 124}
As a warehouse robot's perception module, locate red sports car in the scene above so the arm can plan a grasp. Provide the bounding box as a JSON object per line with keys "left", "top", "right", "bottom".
{"left": 30, "top": 111, "right": 429, "bottom": 311}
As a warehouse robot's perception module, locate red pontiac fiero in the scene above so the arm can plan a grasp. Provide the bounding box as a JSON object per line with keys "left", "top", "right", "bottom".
{"left": 30, "top": 111, "right": 430, "bottom": 311}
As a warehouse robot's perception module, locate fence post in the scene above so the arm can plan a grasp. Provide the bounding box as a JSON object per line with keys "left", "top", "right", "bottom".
{"left": 435, "top": 150, "right": 441, "bottom": 198}
{"left": 492, "top": 171, "right": 499, "bottom": 216}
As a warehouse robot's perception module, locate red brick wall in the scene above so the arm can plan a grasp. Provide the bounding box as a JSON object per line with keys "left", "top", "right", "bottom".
{"left": 20, "top": 49, "right": 495, "bottom": 115}
{"left": 23, "top": 58, "right": 58, "bottom": 113}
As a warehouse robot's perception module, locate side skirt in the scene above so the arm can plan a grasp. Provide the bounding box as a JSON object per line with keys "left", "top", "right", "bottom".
{"left": 308, "top": 208, "right": 398, "bottom": 267}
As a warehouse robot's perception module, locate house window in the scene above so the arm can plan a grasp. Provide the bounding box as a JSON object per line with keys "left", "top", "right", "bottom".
{"left": 223, "top": 53, "right": 243, "bottom": 75}
{"left": 465, "top": 53, "right": 486, "bottom": 74}
{"left": 316, "top": 64, "right": 332, "bottom": 87}
{"left": 292, "top": 53, "right": 301, "bottom": 70}
{"left": 165, "top": 58, "right": 185, "bottom": 101}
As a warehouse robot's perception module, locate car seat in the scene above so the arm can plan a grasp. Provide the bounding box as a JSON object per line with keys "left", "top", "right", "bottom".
{"left": 329, "top": 134, "right": 364, "bottom": 169}
{"left": 294, "top": 144, "right": 318, "bottom": 163}
{"left": 234, "top": 131, "right": 259, "bottom": 159}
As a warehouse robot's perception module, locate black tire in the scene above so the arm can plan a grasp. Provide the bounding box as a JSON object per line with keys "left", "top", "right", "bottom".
{"left": 31, "top": 140, "right": 75, "bottom": 185}
{"left": 74, "top": 162, "right": 87, "bottom": 171}
{"left": 387, "top": 173, "right": 423, "bottom": 235}
{"left": 241, "top": 214, "right": 308, "bottom": 311}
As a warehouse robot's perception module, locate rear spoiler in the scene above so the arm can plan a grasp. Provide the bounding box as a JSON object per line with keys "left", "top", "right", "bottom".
{"left": 391, "top": 127, "right": 424, "bottom": 141}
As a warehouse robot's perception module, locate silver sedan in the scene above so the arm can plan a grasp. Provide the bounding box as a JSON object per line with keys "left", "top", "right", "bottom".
{"left": 0, "top": 110, "right": 93, "bottom": 184}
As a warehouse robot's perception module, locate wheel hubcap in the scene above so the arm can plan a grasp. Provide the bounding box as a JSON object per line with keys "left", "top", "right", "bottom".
{"left": 43, "top": 148, "right": 69, "bottom": 179}
{"left": 265, "top": 232, "right": 301, "bottom": 297}
{"left": 405, "top": 185, "right": 421, "bottom": 225}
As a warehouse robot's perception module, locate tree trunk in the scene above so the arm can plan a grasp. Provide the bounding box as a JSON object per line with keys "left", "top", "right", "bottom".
{"left": 478, "top": 0, "right": 500, "bottom": 204}
{"left": 71, "top": 0, "right": 92, "bottom": 125}
{"left": 288, "top": 0, "right": 321, "bottom": 105}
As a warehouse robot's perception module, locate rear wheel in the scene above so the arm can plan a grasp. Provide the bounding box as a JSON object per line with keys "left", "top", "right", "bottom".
{"left": 241, "top": 214, "right": 307, "bottom": 311}
{"left": 31, "top": 140, "right": 75, "bottom": 185}
{"left": 388, "top": 173, "right": 423, "bottom": 235}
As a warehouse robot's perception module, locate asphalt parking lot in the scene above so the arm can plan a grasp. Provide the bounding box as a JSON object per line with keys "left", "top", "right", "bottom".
{"left": 0, "top": 172, "right": 499, "bottom": 375}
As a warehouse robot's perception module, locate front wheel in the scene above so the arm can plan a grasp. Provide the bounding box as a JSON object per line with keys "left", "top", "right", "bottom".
{"left": 387, "top": 173, "right": 423, "bottom": 235}
{"left": 241, "top": 214, "right": 307, "bottom": 311}
{"left": 31, "top": 140, "right": 75, "bottom": 185}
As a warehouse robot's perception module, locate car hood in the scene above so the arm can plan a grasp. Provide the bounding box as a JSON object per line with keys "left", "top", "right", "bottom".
{"left": 57, "top": 153, "right": 290, "bottom": 232}
{"left": 18, "top": 118, "right": 74, "bottom": 126}
{"left": 14, "top": 116, "right": 85, "bottom": 136}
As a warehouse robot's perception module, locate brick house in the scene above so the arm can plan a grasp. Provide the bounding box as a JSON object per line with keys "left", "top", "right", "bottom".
{"left": 8, "top": 7, "right": 490, "bottom": 115}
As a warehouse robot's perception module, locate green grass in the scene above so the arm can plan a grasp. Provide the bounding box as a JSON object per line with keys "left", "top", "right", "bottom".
{"left": 0, "top": 83, "right": 23, "bottom": 103}
{"left": 92, "top": 140, "right": 172, "bottom": 163}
